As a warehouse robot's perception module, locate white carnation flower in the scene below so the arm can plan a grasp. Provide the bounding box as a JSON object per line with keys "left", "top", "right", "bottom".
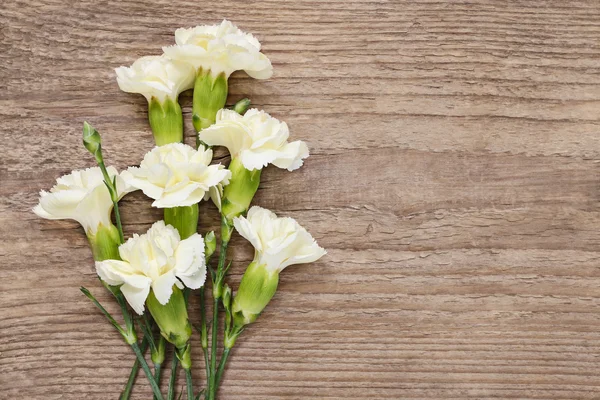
{"left": 96, "top": 221, "right": 206, "bottom": 315}
{"left": 163, "top": 19, "right": 272, "bottom": 79}
{"left": 198, "top": 109, "right": 309, "bottom": 171}
{"left": 233, "top": 206, "right": 326, "bottom": 273}
{"left": 115, "top": 55, "right": 195, "bottom": 103}
{"left": 33, "top": 167, "right": 133, "bottom": 234}
{"left": 122, "top": 143, "right": 231, "bottom": 208}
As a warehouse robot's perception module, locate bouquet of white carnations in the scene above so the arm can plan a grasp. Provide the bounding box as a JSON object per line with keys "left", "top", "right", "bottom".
{"left": 34, "top": 20, "right": 325, "bottom": 400}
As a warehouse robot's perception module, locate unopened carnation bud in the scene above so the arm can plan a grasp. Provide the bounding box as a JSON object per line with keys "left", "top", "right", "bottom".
{"left": 232, "top": 98, "right": 251, "bottom": 115}
{"left": 204, "top": 231, "right": 216, "bottom": 259}
{"left": 223, "top": 284, "right": 232, "bottom": 310}
{"left": 83, "top": 121, "right": 103, "bottom": 164}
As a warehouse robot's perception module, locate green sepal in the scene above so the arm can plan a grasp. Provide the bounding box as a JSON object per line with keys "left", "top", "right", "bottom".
{"left": 232, "top": 261, "right": 279, "bottom": 327}
{"left": 149, "top": 96, "right": 184, "bottom": 146}
{"left": 87, "top": 223, "right": 121, "bottom": 261}
{"left": 192, "top": 68, "right": 228, "bottom": 133}
{"left": 164, "top": 204, "right": 199, "bottom": 240}
{"left": 221, "top": 157, "right": 261, "bottom": 223}
{"left": 146, "top": 286, "right": 192, "bottom": 350}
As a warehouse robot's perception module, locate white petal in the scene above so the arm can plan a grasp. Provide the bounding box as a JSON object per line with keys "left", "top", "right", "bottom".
{"left": 237, "top": 206, "right": 326, "bottom": 273}
{"left": 198, "top": 121, "right": 251, "bottom": 158}
{"left": 121, "top": 283, "right": 151, "bottom": 315}
{"left": 152, "top": 272, "right": 178, "bottom": 305}
{"left": 233, "top": 215, "right": 262, "bottom": 252}
{"left": 174, "top": 233, "right": 206, "bottom": 289}
{"left": 126, "top": 143, "right": 230, "bottom": 208}
{"left": 34, "top": 167, "right": 120, "bottom": 234}
{"left": 271, "top": 140, "right": 310, "bottom": 171}
{"left": 115, "top": 55, "right": 195, "bottom": 102}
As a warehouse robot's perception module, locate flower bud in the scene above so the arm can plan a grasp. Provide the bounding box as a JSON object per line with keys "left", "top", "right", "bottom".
{"left": 232, "top": 261, "right": 279, "bottom": 327}
{"left": 232, "top": 98, "right": 251, "bottom": 115}
{"left": 192, "top": 68, "right": 228, "bottom": 133}
{"left": 82, "top": 121, "right": 103, "bottom": 164}
{"left": 221, "top": 157, "right": 261, "bottom": 223}
{"left": 146, "top": 285, "right": 192, "bottom": 350}
{"left": 204, "top": 231, "right": 216, "bottom": 259}
{"left": 149, "top": 97, "right": 184, "bottom": 145}
{"left": 176, "top": 343, "right": 192, "bottom": 370}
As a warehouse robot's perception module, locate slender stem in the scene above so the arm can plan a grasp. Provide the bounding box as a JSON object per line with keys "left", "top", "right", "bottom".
{"left": 153, "top": 363, "right": 162, "bottom": 400}
{"left": 215, "top": 347, "right": 231, "bottom": 388}
{"left": 113, "top": 200, "right": 125, "bottom": 244}
{"left": 131, "top": 342, "right": 165, "bottom": 400}
{"left": 98, "top": 160, "right": 124, "bottom": 244}
{"left": 209, "top": 297, "right": 219, "bottom": 400}
{"left": 200, "top": 288, "right": 211, "bottom": 392}
{"left": 185, "top": 368, "right": 194, "bottom": 400}
{"left": 167, "top": 347, "right": 179, "bottom": 400}
{"left": 119, "top": 337, "right": 149, "bottom": 400}
{"left": 208, "top": 235, "right": 229, "bottom": 400}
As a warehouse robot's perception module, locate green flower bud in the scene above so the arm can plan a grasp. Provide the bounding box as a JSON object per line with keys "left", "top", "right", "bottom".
{"left": 223, "top": 284, "right": 232, "bottom": 310}
{"left": 82, "top": 121, "right": 103, "bottom": 164}
{"left": 151, "top": 336, "right": 166, "bottom": 365}
{"left": 221, "top": 157, "right": 261, "bottom": 223}
{"left": 87, "top": 223, "right": 121, "bottom": 261}
{"left": 232, "top": 261, "right": 279, "bottom": 327}
{"left": 163, "top": 204, "right": 199, "bottom": 240}
{"left": 204, "top": 231, "right": 216, "bottom": 259}
{"left": 192, "top": 68, "right": 228, "bottom": 133}
{"left": 176, "top": 343, "right": 192, "bottom": 370}
{"left": 148, "top": 97, "right": 184, "bottom": 145}
{"left": 146, "top": 285, "right": 192, "bottom": 350}
{"left": 232, "top": 98, "right": 251, "bottom": 115}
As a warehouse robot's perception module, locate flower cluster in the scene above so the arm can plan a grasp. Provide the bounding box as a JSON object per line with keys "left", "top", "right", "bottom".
{"left": 34, "top": 20, "right": 325, "bottom": 400}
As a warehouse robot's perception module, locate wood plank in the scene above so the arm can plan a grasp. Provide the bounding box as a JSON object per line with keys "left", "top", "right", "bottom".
{"left": 1, "top": 0, "right": 600, "bottom": 398}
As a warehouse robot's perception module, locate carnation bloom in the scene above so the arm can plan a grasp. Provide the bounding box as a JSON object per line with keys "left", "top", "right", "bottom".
{"left": 33, "top": 166, "right": 132, "bottom": 235}
{"left": 234, "top": 206, "right": 326, "bottom": 273}
{"left": 122, "top": 143, "right": 231, "bottom": 208}
{"left": 199, "top": 109, "right": 309, "bottom": 172}
{"left": 115, "top": 55, "right": 195, "bottom": 103}
{"left": 95, "top": 221, "right": 206, "bottom": 315}
{"left": 231, "top": 207, "right": 326, "bottom": 326}
{"left": 163, "top": 19, "right": 272, "bottom": 79}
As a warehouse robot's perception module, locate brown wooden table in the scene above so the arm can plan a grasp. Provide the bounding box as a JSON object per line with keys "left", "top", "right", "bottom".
{"left": 2, "top": 1, "right": 600, "bottom": 398}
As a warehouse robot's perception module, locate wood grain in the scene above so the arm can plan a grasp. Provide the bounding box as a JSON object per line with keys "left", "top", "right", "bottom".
{"left": 1, "top": 0, "right": 600, "bottom": 398}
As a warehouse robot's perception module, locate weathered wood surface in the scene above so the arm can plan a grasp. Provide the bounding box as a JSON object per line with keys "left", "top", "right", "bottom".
{"left": 1, "top": 0, "right": 600, "bottom": 398}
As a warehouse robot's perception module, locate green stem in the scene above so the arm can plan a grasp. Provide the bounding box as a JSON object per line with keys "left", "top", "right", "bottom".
{"left": 119, "top": 337, "right": 149, "bottom": 400}
{"left": 215, "top": 347, "right": 231, "bottom": 389}
{"left": 98, "top": 160, "right": 124, "bottom": 244}
{"left": 200, "top": 288, "right": 211, "bottom": 393}
{"left": 131, "top": 342, "right": 165, "bottom": 400}
{"left": 168, "top": 347, "right": 179, "bottom": 400}
{"left": 113, "top": 200, "right": 125, "bottom": 244}
{"left": 208, "top": 231, "right": 230, "bottom": 400}
{"left": 185, "top": 367, "right": 194, "bottom": 400}
{"left": 209, "top": 297, "right": 219, "bottom": 400}
{"left": 153, "top": 363, "right": 162, "bottom": 400}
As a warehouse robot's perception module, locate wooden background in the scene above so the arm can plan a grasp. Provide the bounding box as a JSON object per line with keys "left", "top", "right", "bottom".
{"left": 1, "top": 0, "right": 600, "bottom": 398}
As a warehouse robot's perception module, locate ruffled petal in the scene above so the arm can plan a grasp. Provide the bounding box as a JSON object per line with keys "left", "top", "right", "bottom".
{"left": 174, "top": 233, "right": 206, "bottom": 289}
{"left": 151, "top": 272, "right": 178, "bottom": 305}
{"left": 121, "top": 283, "right": 151, "bottom": 315}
